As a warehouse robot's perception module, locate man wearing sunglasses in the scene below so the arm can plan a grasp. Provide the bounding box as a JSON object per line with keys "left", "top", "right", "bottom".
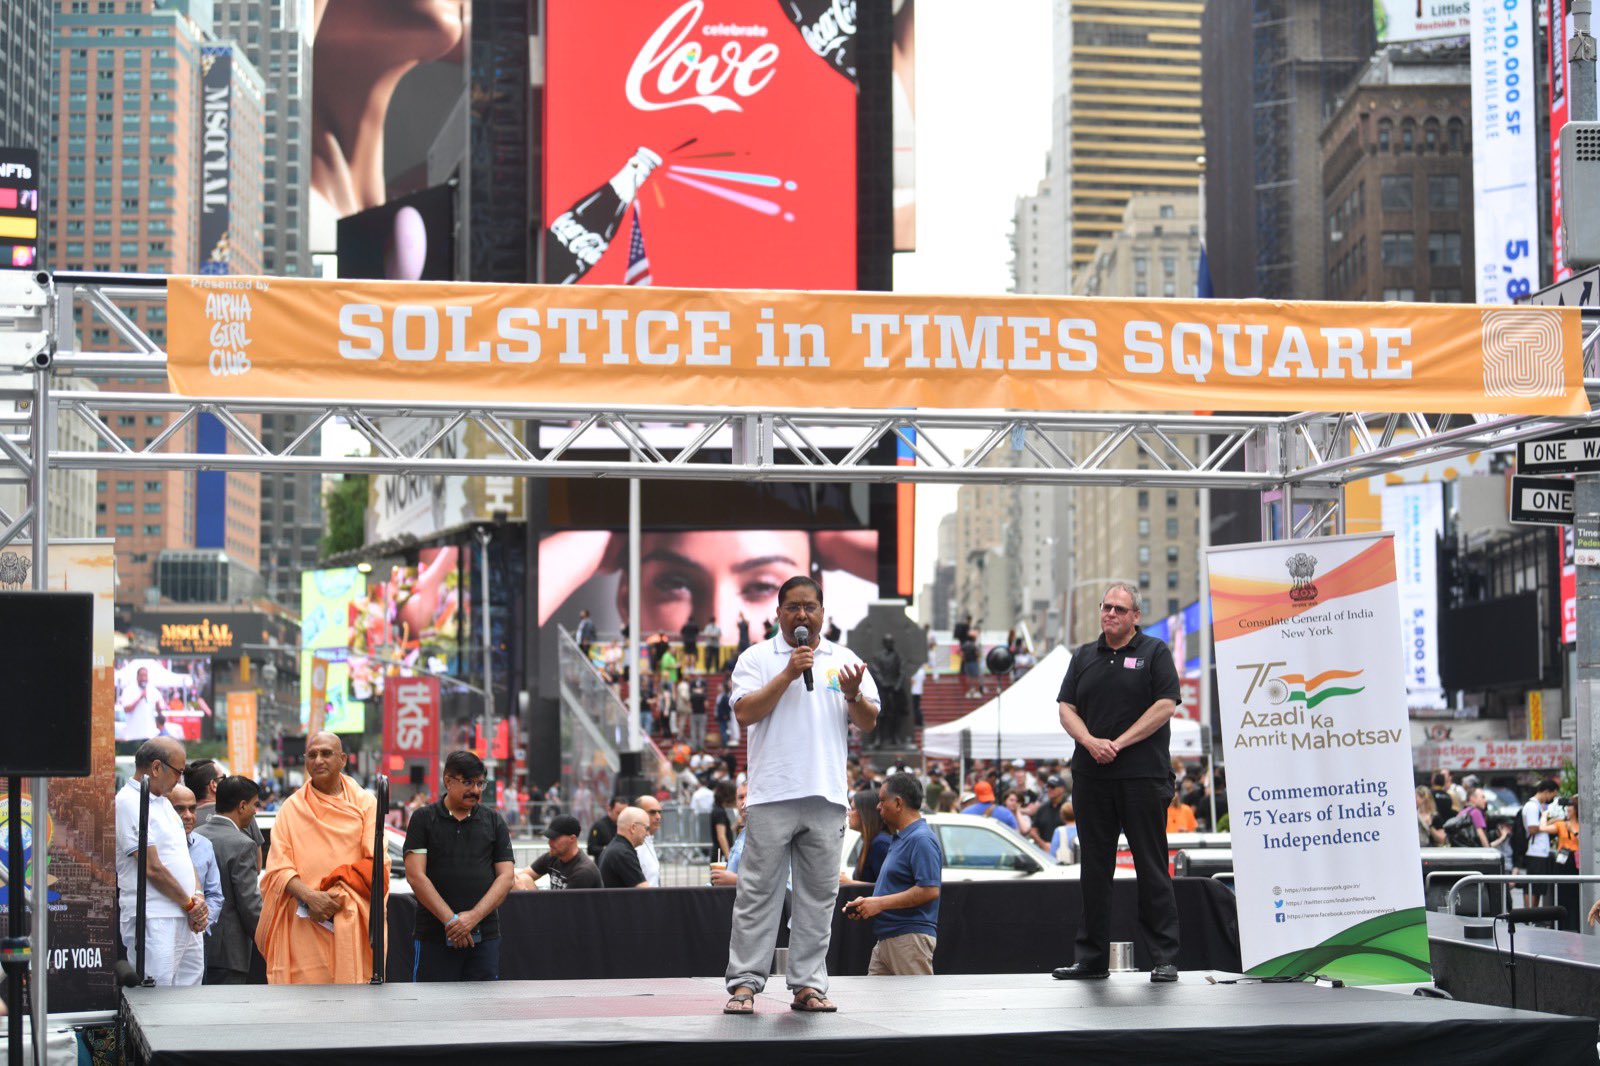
{"left": 115, "top": 737, "right": 207, "bottom": 985}
{"left": 1052, "top": 583, "right": 1183, "bottom": 984}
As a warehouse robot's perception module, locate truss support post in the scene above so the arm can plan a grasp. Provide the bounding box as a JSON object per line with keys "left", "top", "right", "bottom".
{"left": 1577, "top": 476, "right": 1600, "bottom": 934}
{"left": 28, "top": 330, "right": 51, "bottom": 1056}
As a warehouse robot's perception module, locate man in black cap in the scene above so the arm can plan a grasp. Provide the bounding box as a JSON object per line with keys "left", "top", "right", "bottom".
{"left": 527, "top": 815, "right": 602, "bottom": 889}
{"left": 1028, "top": 774, "right": 1068, "bottom": 856}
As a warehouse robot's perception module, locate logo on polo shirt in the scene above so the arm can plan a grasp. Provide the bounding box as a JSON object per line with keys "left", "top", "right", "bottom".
{"left": 1123, "top": 657, "right": 1143, "bottom": 670}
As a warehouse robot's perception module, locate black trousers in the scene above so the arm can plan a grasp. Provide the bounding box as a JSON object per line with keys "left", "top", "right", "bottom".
{"left": 1072, "top": 775, "right": 1181, "bottom": 969}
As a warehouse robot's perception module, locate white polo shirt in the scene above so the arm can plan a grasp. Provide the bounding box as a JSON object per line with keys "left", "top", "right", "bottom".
{"left": 115, "top": 778, "right": 196, "bottom": 919}
{"left": 731, "top": 635, "right": 879, "bottom": 810}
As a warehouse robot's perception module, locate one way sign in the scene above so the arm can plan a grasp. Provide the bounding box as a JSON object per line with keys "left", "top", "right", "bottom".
{"left": 1510, "top": 475, "right": 1575, "bottom": 527}
{"left": 1518, "top": 429, "right": 1600, "bottom": 475}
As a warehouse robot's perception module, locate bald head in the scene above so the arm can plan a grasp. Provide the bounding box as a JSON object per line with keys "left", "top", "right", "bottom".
{"left": 169, "top": 783, "right": 198, "bottom": 833}
{"left": 617, "top": 806, "right": 650, "bottom": 845}
{"left": 305, "top": 730, "right": 348, "bottom": 794}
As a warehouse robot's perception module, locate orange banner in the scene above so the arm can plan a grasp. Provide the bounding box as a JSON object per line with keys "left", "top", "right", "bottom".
{"left": 227, "top": 690, "right": 258, "bottom": 775}
{"left": 165, "top": 276, "right": 1590, "bottom": 415}
{"left": 308, "top": 654, "right": 329, "bottom": 736}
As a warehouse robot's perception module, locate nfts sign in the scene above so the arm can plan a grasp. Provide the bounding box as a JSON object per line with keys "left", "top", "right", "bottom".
{"left": 383, "top": 675, "right": 440, "bottom": 777}
{"left": 0, "top": 145, "right": 41, "bottom": 269}
{"left": 544, "top": 0, "right": 857, "bottom": 290}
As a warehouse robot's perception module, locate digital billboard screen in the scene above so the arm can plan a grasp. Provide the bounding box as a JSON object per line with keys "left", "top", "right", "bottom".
{"left": 540, "top": 528, "right": 878, "bottom": 640}
{"left": 543, "top": 0, "right": 858, "bottom": 289}
{"left": 337, "top": 182, "right": 456, "bottom": 282}
{"left": 113, "top": 656, "right": 214, "bottom": 743}
{"left": 0, "top": 147, "right": 41, "bottom": 269}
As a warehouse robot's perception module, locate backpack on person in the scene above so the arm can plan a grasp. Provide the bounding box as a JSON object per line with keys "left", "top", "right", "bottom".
{"left": 1442, "top": 808, "right": 1480, "bottom": 848}
{"left": 1509, "top": 806, "right": 1529, "bottom": 866}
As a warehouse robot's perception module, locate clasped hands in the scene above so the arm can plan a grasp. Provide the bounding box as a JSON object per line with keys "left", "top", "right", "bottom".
{"left": 444, "top": 909, "right": 481, "bottom": 948}
{"left": 186, "top": 894, "right": 209, "bottom": 933}
{"left": 1083, "top": 736, "right": 1120, "bottom": 765}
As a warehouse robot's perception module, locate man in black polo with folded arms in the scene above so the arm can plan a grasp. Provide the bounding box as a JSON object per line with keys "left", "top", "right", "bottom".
{"left": 404, "top": 751, "right": 516, "bottom": 981}
{"left": 1052, "top": 582, "right": 1182, "bottom": 984}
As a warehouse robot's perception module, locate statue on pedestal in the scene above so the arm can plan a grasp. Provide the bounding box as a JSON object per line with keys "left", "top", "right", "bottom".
{"left": 870, "top": 635, "right": 907, "bottom": 748}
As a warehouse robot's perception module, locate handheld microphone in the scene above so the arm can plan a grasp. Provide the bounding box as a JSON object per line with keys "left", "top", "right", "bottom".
{"left": 1497, "top": 905, "right": 1565, "bottom": 926}
{"left": 794, "top": 626, "right": 814, "bottom": 691}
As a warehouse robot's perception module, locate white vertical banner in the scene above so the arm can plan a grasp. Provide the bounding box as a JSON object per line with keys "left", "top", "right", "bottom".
{"left": 1208, "top": 533, "right": 1429, "bottom": 984}
{"left": 1471, "top": 0, "right": 1539, "bottom": 303}
{"left": 1380, "top": 482, "right": 1446, "bottom": 711}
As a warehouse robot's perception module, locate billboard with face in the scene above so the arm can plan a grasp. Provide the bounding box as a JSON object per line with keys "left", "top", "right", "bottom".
{"left": 543, "top": 0, "right": 858, "bottom": 288}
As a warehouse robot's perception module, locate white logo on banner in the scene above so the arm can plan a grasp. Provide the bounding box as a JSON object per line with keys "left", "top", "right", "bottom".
{"left": 1481, "top": 308, "right": 1565, "bottom": 397}
{"left": 625, "top": 0, "right": 780, "bottom": 114}
{"left": 1471, "top": 0, "right": 1539, "bottom": 303}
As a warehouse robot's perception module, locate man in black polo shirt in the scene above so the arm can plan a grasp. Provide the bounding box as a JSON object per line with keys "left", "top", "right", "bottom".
{"left": 599, "top": 807, "right": 652, "bottom": 888}
{"left": 1052, "top": 583, "right": 1182, "bottom": 984}
{"left": 403, "top": 751, "right": 516, "bottom": 981}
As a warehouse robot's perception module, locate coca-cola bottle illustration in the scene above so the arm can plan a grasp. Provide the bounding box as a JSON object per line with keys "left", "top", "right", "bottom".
{"left": 545, "top": 147, "right": 662, "bottom": 284}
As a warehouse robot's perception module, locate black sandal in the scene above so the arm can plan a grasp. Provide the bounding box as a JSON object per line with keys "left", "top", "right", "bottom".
{"left": 723, "top": 989, "right": 756, "bottom": 1015}
{"left": 790, "top": 988, "right": 837, "bottom": 1013}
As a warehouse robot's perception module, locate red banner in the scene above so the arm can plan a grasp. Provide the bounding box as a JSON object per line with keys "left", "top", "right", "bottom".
{"left": 543, "top": 0, "right": 857, "bottom": 289}
{"left": 1551, "top": 0, "right": 1571, "bottom": 281}
{"left": 382, "top": 675, "right": 441, "bottom": 782}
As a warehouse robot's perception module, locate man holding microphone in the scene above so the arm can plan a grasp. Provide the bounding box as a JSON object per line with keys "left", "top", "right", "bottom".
{"left": 722, "top": 576, "right": 879, "bottom": 1015}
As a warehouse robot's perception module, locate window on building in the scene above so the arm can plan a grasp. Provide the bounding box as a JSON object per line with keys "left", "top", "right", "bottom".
{"left": 115, "top": 502, "right": 133, "bottom": 514}
{"left": 143, "top": 525, "right": 160, "bottom": 536}
{"left": 96, "top": 525, "right": 107, "bottom": 537}
{"left": 96, "top": 502, "right": 107, "bottom": 515}
{"left": 1166, "top": 490, "right": 1178, "bottom": 507}
{"left": 1428, "top": 231, "right": 1462, "bottom": 266}
{"left": 144, "top": 415, "right": 163, "bottom": 427}
{"left": 1134, "top": 281, "right": 1148, "bottom": 297}
{"left": 1134, "top": 256, "right": 1148, "bottom": 275}
{"left": 1162, "top": 281, "right": 1176, "bottom": 298}
{"left": 1159, "top": 204, "right": 1175, "bottom": 219}
{"left": 1377, "top": 118, "right": 1392, "bottom": 151}
{"left": 1428, "top": 175, "right": 1460, "bottom": 210}
{"left": 1400, "top": 119, "right": 1415, "bottom": 152}
{"left": 143, "top": 502, "right": 161, "bottom": 514}
{"left": 1429, "top": 288, "right": 1463, "bottom": 302}
{"left": 1380, "top": 232, "right": 1415, "bottom": 267}
{"left": 1138, "top": 571, "right": 1151, "bottom": 588}
{"left": 115, "top": 479, "right": 133, "bottom": 491}
{"left": 144, "top": 480, "right": 160, "bottom": 491}
{"left": 1166, "top": 518, "right": 1179, "bottom": 537}
{"left": 1138, "top": 545, "right": 1151, "bottom": 564}
{"left": 1167, "top": 571, "right": 1180, "bottom": 589}
{"left": 115, "top": 524, "right": 133, "bottom": 536}
{"left": 1380, "top": 175, "right": 1413, "bottom": 211}
{"left": 1382, "top": 287, "right": 1417, "bottom": 301}
{"left": 1166, "top": 546, "right": 1179, "bottom": 563}
{"left": 1138, "top": 518, "right": 1150, "bottom": 535}
{"left": 1168, "top": 597, "right": 1180, "bottom": 616}
{"left": 1162, "top": 256, "right": 1176, "bottom": 276}
{"left": 1447, "top": 117, "right": 1465, "bottom": 152}
{"left": 1423, "top": 117, "right": 1440, "bottom": 151}
{"left": 1138, "top": 490, "right": 1149, "bottom": 509}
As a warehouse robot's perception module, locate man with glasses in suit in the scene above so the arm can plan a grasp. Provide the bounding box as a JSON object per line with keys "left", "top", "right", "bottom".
{"left": 1051, "top": 582, "right": 1183, "bottom": 984}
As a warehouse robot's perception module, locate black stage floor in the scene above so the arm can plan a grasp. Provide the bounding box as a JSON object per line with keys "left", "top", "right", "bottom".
{"left": 123, "top": 971, "right": 1598, "bottom": 1066}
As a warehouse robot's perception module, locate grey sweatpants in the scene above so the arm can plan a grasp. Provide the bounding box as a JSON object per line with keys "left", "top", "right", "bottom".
{"left": 725, "top": 795, "right": 845, "bottom": 995}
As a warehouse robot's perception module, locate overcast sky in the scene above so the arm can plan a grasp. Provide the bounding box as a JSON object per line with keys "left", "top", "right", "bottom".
{"left": 893, "top": 0, "right": 1054, "bottom": 602}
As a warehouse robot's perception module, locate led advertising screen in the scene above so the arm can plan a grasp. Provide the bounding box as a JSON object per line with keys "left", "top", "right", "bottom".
{"left": 0, "top": 147, "right": 41, "bottom": 269}
{"left": 539, "top": 528, "right": 878, "bottom": 640}
{"left": 337, "top": 182, "right": 456, "bottom": 282}
{"left": 349, "top": 546, "right": 463, "bottom": 699}
{"left": 113, "top": 656, "right": 214, "bottom": 743}
{"left": 310, "top": 0, "right": 466, "bottom": 257}
{"left": 543, "top": 0, "right": 858, "bottom": 289}
{"left": 299, "top": 567, "right": 364, "bottom": 734}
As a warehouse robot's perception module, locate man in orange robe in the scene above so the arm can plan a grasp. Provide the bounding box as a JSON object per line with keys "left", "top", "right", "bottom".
{"left": 257, "top": 731, "right": 387, "bottom": 984}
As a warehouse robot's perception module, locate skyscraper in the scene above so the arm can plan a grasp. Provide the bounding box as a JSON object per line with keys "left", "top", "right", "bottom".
{"left": 2, "top": 0, "right": 53, "bottom": 162}
{"left": 51, "top": 0, "right": 266, "bottom": 614}
{"left": 1057, "top": 0, "right": 1205, "bottom": 280}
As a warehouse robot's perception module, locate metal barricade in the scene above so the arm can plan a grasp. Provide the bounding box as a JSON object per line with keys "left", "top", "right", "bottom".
{"left": 1444, "top": 873, "right": 1600, "bottom": 919}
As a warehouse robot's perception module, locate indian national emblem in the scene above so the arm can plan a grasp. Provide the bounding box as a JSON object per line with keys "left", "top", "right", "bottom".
{"left": 1285, "top": 552, "right": 1318, "bottom": 603}
{"left": 0, "top": 551, "right": 30, "bottom": 589}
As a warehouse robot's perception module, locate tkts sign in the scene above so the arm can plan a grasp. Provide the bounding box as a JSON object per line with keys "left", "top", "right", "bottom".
{"left": 382, "top": 675, "right": 441, "bottom": 781}
{"left": 544, "top": 0, "right": 857, "bottom": 289}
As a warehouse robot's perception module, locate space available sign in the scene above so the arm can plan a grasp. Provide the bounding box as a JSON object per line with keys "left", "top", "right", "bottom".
{"left": 1208, "top": 534, "right": 1429, "bottom": 985}
{"left": 199, "top": 46, "right": 232, "bottom": 275}
{"left": 1471, "top": 0, "right": 1539, "bottom": 304}
{"left": 1380, "top": 483, "right": 1445, "bottom": 710}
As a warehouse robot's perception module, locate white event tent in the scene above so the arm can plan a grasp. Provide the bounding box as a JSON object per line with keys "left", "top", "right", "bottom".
{"left": 923, "top": 645, "right": 1203, "bottom": 761}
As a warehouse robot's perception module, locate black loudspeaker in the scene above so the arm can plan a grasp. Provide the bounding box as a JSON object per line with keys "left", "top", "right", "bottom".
{"left": 619, "top": 751, "right": 643, "bottom": 777}
{"left": 410, "top": 765, "right": 425, "bottom": 786}
{"left": 0, "top": 591, "right": 94, "bottom": 776}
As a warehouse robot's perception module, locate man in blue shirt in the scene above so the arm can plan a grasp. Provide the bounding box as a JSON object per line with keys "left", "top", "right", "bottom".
{"left": 844, "top": 772, "right": 942, "bottom": 975}
{"left": 169, "top": 783, "right": 222, "bottom": 987}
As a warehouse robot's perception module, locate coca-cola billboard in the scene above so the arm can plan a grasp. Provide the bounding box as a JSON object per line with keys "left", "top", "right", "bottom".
{"left": 544, "top": 0, "right": 858, "bottom": 288}
{"left": 383, "top": 675, "right": 442, "bottom": 784}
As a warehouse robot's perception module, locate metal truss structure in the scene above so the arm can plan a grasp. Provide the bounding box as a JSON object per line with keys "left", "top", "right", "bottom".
{"left": 2, "top": 271, "right": 1599, "bottom": 1040}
